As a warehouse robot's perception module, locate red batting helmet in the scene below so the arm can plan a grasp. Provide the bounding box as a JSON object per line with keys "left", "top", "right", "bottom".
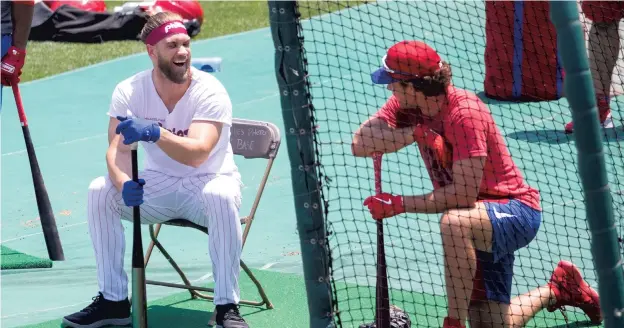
{"left": 153, "top": 0, "right": 204, "bottom": 24}
{"left": 45, "top": 0, "right": 107, "bottom": 13}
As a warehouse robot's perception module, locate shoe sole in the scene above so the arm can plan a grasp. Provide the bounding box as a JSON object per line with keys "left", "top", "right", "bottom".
{"left": 61, "top": 317, "right": 131, "bottom": 328}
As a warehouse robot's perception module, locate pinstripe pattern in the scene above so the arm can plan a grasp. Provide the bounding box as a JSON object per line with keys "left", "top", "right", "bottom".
{"left": 87, "top": 171, "right": 243, "bottom": 305}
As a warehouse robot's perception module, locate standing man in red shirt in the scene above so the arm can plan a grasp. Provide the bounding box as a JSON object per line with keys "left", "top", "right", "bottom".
{"left": 353, "top": 40, "right": 602, "bottom": 328}
{"left": 564, "top": 1, "right": 622, "bottom": 134}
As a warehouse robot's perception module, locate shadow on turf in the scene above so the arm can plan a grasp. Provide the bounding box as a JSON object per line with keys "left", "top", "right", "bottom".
{"left": 56, "top": 306, "right": 212, "bottom": 328}
{"left": 475, "top": 91, "right": 624, "bottom": 145}
{"left": 59, "top": 302, "right": 270, "bottom": 328}
{"left": 506, "top": 127, "right": 624, "bottom": 144}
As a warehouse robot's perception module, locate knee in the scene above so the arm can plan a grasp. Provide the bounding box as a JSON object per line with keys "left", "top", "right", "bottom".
{"left": 88, "top": 176, "right": 108, "bottom": 193}
{"left": 87, "top": 176, "right": 117, "bottom": 209}
{"left": 440, "top": 211, "right": 470, "bottom": 239}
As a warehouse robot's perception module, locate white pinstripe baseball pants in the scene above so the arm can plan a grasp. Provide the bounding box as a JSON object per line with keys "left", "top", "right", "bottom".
{"left": 86, "top": 170, "right": 243, "bottom": 305}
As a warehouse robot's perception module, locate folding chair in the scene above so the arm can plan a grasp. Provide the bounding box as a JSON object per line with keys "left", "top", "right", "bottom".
{"left": 142, "top": 118, "right": 280, "bottom": 322}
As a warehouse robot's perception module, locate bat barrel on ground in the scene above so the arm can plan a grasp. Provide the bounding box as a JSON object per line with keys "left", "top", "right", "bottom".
{"left": 11, "top": 83, "right": 65, "bottom": 262}
{"left": 130, "top": 143, "right": 148, "bottom": 328}
{"left": 372, "top": 152, "right": 390, "bottom": 328}
{"left": 191, "top": 57, "right": 222, "bottom": 73}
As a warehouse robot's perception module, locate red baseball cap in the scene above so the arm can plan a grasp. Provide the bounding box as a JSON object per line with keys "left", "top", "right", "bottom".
{"left": 371, "top": 40, "right": 443, "bottom": 84}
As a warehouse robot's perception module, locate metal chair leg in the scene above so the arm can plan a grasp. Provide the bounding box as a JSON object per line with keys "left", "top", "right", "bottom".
{"left": 146, "top": 224, "right": 197, "bottom": 299}
{"left": 144, "top": 224, "right": 162, "bottom": 266}
{"left": 144, "top": 225, "right": 274, "bottom": 316}
{"left": 240, "top": 260, "right": 273, "bottom": 309}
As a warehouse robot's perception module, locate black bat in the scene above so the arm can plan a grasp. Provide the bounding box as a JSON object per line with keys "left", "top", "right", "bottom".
{"left": 130, "top": 144, "right": 148, "bottom": 327}
{"left": 11, "top": 83, "right": 64, "bottom": 261}
{"left": 372, "top": 152, "right": 390, "bottom": 328}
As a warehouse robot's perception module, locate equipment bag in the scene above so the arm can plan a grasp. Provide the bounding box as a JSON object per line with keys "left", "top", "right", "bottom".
{"left": 484, "top": 1, "right": 565, "bottom": 101}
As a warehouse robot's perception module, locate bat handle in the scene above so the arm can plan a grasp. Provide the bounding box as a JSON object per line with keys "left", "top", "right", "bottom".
{"left": 130, "top": 143, "right": 139, "bottom": 180}
{"left": 372, "top": 152, "right": 383, "bottom": 194}
{"left": 11, "top": 83, "right": 28, "bottom": 126}
{"left": 371, "top": 152, "right": 390, "bottom": 327}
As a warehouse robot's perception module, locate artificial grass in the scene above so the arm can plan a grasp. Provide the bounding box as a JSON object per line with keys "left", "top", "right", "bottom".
{"left": 21, "top": 1, "right": 369, "bottom": 83}
{"left": 18, "top": 269, "right": 310, "bottom": 328}
{"left": 16, "top": 268, "right": 597, "bottom": 328}
{"left": 0, "top": 245, "right": 52, "bottom": 270}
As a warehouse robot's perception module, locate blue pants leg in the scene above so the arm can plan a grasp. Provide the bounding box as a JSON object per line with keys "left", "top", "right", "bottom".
{"left": 1, "top": 34, "right": 14, "bottom": 113}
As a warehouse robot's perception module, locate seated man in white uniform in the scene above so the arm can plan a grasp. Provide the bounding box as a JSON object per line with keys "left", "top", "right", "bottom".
{"left": 62, "top": 11, "right": 248, "bottom": 328}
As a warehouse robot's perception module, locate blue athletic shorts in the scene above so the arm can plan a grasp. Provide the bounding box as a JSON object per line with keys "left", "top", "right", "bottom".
{"left": 470, "top": 199, "right": 542, "bottom": 304}
{"left": 1, "top": 33, "right": 13, "bottom": 112}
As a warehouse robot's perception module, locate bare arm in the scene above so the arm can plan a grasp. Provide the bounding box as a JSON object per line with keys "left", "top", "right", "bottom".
{"left": 106, "top": 117, "right": 133, "bottom": 192}
{"left": 403, "top": 157, "right": 485, "bottom": 213}
{"left": 155, "top": 120, "right": 222, "bottom": 168}
{"left": 11, "top": 1, "right": 34, "bottom": 49}
{"left": 351, "top": 116, "right": 415, "bottom": 157}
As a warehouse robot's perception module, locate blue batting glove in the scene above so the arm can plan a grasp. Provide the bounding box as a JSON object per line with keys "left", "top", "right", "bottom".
{"left": 121, "top": 179, "right": 146, "bottom": 207}
{"left": 115, "top": 116, "right": 161, "bottom": 144}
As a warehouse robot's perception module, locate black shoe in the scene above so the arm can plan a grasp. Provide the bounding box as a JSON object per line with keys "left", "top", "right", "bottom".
{"left": 215, "top": 304, "right": 248, "bottom": 328}
{"left": 62, "top": 292, "right": 131, "bottom": 328}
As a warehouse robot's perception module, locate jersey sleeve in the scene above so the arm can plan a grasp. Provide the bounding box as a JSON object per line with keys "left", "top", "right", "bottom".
{"left": 107, "top": 85, "right": 132, "bottom": 119}
{"left": 373, "top": 96, "right": 401, "bottom": 128}
{"left": 373, "top": 95, "right": 421, "bottom": 128}
{"left": 192, "top": 90, "right": 233, "bottom": 126}
{"left": 444, "top": 106, "right": 489, "bottom": 161}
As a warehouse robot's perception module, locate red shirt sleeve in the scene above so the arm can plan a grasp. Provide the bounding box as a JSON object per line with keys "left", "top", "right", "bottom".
{"left": 373, "top": 96, "right": 401, "bottom": 128}
{"left": 374, "top": 96, "right": 422, "bottom": 128}
{"left": 444, "top": 107, "right": 489, "bottom": 161}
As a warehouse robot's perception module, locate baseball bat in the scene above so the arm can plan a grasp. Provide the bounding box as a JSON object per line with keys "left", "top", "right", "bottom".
{"left": 372, "top": 152, "right": 390, "bottom": 328}
{"left": 11, "top": 83, "right": 65, "bottom": 261}
{"left": 130, "top": 143, "right": 148, "bottom": 328}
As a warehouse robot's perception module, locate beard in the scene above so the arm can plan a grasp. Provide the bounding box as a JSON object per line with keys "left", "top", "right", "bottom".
{"left": 157, "top": 54, "right": 189, "bottom": 84}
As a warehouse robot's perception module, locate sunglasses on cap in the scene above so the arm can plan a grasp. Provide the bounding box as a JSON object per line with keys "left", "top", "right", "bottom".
{"left": 381, "top": 54, "right": 443, "bottom": 79}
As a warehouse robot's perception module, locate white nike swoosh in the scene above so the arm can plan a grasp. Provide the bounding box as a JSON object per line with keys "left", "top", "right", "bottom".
{"left": 374, "top": 197, "right": 392, "bottom": 205}
{"left": 493, "top": 207, "right": 515, "bottom": 219}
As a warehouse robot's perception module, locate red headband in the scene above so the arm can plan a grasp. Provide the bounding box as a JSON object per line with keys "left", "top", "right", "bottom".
{"left": 145, "top": 20, "right": 188, "bottom": 45}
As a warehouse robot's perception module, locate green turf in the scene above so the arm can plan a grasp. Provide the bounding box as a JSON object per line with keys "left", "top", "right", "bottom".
{"left": 15, "top": 268, "right": 598, "bottom": 328}
{"left": 0, "top": 245, "right": 52, "bottom": 270}
{"left": 21, "top": 1, "right": 370, "bottom": 83}
{"left": 334, "top": 284, "right": 598, "bottom": 327}
{"left": 17, "top": 269, "right": 309, "bottom": 328}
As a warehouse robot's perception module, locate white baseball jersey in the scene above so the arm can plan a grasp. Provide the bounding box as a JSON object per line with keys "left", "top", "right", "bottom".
{"left": 85, "top": 67, "right": 244, "bottom": 305}
{"left": 107, "top": 67, "right": 238, "bottom": 178}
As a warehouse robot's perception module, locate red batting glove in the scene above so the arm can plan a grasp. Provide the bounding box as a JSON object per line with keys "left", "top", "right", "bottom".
{"left": 1, "top": 46, "right": 26, "bottom": 86}
{"left": 413, "top": 125, "right": 453, "bottom": 169}
{"left": 363, "top": 192, "right": 405, "bottom": 220}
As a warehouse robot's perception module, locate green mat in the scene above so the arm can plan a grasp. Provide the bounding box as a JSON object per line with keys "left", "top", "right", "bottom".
{"left": 18, "top": 269, "right": 309, "bottom": 328}
{"left": 1, "top": 245, "right": 52, "bottom": 270}
{"left": 17, "top": 268, "right": 598, "bottom": 328}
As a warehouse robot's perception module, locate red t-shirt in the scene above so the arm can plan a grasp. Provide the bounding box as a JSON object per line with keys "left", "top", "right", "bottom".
{"left": 374, "top": 86, "right": 541, "bottom": 211}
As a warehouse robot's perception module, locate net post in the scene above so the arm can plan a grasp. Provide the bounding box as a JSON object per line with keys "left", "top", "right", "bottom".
{"left": 549, "top": 2, "right": 624, "bottom": 326}
{"left": 267, "top": 1, "right": 335, "bottom": 327}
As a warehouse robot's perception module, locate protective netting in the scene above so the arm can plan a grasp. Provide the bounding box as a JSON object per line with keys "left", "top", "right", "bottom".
{"left": 293, "top": 1, "right": 624, "bottom": 327}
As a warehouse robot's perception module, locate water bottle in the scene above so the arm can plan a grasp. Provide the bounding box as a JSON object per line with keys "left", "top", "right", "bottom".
{"left": 191, "top": 57, "right": 222, "bottom": 73}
